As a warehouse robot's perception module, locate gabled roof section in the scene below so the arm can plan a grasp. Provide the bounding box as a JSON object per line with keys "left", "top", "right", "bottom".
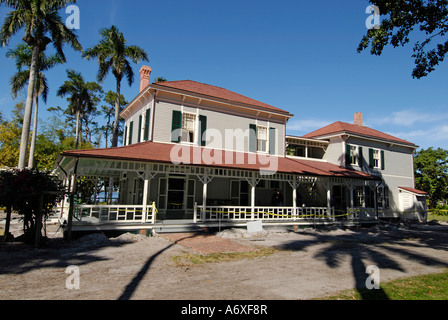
{"left": 303, "top": 121, "right": 417, "bottom": 147}
{"left": 151, "top": 80, "right": 293, "bottom": 116}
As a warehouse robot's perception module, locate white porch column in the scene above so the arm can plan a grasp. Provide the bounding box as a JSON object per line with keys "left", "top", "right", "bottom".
{"left": 288, "top": 177, "right": 300, "bottom": 218}
{"left": 324, "top": 181, "right": 332, "bottom": 217}
{"left": 246, "top": 176, "right": 260, "bottom": 220}
{"left": 198, "top": 174, "right": 213, "bottom": 221}
{"left": 141, "top": 173, "right": 150, "bottom": 223}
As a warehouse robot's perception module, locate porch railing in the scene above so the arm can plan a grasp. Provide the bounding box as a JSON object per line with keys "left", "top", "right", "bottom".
{"left": 194, "top": 204, "right": 335, "bottom": 223}
{"left": 74, "top": 202, "right": 157, "bottom": 224}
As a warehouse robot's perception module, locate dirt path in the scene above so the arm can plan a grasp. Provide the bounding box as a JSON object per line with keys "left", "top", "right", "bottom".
{"left": 1, "top": 219, "right": 448, "bottom": 300}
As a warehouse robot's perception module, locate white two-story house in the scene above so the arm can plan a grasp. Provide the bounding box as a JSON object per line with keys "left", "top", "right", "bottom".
{"left": 53, "top": 66, "right": 426, "bottom": 235}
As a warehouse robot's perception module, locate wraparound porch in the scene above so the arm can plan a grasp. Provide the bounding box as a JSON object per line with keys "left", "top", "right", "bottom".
{"left": 53, "top": 156, "right": 382, "bottom": 236}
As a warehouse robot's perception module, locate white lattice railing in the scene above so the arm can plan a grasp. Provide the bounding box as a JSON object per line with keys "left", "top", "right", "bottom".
{"left": 194, "top": 205, "right": 334, "bottom": 223}
{"left": 74, "top": 203, "right": 157, "bottom": 224}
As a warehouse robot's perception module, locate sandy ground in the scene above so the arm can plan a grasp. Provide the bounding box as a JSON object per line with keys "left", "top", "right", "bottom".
{"left": 1, "top": 213, "right": 448, "bottom": 301}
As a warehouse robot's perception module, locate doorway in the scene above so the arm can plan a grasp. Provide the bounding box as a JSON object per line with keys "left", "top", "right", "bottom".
{"left": 158, "top": 176, "right": 195, "bottom": 220}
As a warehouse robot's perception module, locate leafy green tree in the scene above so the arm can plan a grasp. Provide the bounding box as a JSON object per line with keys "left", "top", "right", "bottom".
{"left": 358, "top": 0, "right": 448, "bottom": 78}
{"left": 57, "top": 70, "right": 103, "bottom": 150}
{"left": 6, "top": 43, "right": 64, "bottom": 168}
{"left": 0, "top": 102, "right": 25, "bottom": 168}
{"left": 414, "top": 147, "right": 448, "bottom": 207}
{"left": 0, "top": 169, "right": 64, "bottom": 246}
{"left": 83, "top": 25, "right": 148, "bottom": 147}
{"left": 154, "top": 76, "right": 167, "bottom": 83}
{"left": 0, "top": 0, "right": 82, "bottom": 169}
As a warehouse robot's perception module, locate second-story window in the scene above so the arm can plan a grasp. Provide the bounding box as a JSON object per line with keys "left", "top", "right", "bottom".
{"left": 182, "top": 113, "right": 196, "bottom": 143}
{"left": 257, "top": 126, "right": 268, "bottom": 152}
{"left": 369, "top": 148, "right": 385, "bottom": 170}
{"left": 350, "top": 146, "right": 358, "bottom": 165}
{"left": 172, "top": 110, "right": 207, "bottom": 145}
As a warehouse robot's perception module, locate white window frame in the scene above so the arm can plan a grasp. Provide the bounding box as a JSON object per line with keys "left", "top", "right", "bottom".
{"left": 181, "top": 112, "right": 197, "bottom": 144}
{"left": 257, "top": 126, "right": 268, "bottom": 153}
{"left": 373, "top": 149, "right": 381, "bottom": 169}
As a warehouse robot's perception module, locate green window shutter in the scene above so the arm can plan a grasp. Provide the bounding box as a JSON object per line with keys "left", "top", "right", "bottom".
{"left": 144, "top": 109, "right": 151, "bottom": 141}
{"left": 269, "top": 128, "right": 276, "bottom": 155}
{"left": 346, "top": 143, "right": 351, "bottom": 167}
{"left": 249, "top": 124, "right": 257, "bottom": 152}
{"left": 381, "top": 150, "right": 385, "bottom": 170}
{"left": 358, "top": 147, "right": 363, "bottom": 167}
{"left": 369, "top": 148, "right": 374, "bottom": 169}
{"left": 199, "top": 115, "right": 207, "bottom": 147}
{"left": 124, "top": 125, "right": 128, "bottom": 146}
{"left": 138, "top": 115, "right": 142, "bottom": 143}
{"left": 171, "top": 110, "right": 182, "bottom": 143}
{"left": 129, "top": 121, "right": 134, "bottom": 145}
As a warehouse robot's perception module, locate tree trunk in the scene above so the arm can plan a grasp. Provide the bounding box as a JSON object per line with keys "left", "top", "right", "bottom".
{"left": 18, "top": 45, "right": 39, "bottom": 170}
{"left": 3, "top": 205, "right": 12, "bottom": 241}
{"left": 75, "top": 110, "right": 80, "bottom": 150}
{"left": 112, "top": 80, "right": 121, "bottom": 148}
{"left": 28, "top": 94, "right": 39, "bottom": 169}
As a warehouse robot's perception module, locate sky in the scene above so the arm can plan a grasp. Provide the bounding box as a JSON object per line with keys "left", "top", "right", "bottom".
{"left": 0, "top": 0, "right": 448, "bottom": 150}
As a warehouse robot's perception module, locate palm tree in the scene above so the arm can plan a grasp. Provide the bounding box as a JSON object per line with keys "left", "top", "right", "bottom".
{"left": 0, "top": 0, "right": 82, "bottom": 169}
{"left": 6, "top": 43, "right": 63, "bottom": 168}
{"left": 57, "top": 70, "right": 103, "bottom": 150}
{"left": 154, "top": 77, "right": 167, "bottom": 83}
{"left": 83, "top": 25, "right": 148, "bottom": 147}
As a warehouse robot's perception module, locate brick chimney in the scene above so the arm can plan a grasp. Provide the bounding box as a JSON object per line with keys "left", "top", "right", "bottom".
{"left": 354, "top": 112, "right": 363, "bottom": 126}
{"left": 139, "top": 65, "right": 152, "bottom": 92}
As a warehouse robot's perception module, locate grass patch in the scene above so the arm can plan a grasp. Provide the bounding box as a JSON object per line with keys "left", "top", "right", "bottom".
{"left": 427, "top": 213, "right": 448, "bottom": 222}
{"left": 171, "top": 247, "right": 277, "bottom": 267}
{"left": 322, "top": 269, "right": 448, "bottom": 300}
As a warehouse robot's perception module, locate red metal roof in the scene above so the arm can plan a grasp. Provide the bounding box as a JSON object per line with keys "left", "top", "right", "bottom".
{"left": 303, "top": 121, "right": 416, "bottom": 147}
{"left": 152, "top": 80, "right": 292, "bottom": 116}
{"left": 61, "top": 141, "right": 378, "bottom": 180}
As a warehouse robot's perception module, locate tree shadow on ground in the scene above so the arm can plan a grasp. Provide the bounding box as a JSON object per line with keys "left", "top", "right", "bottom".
{"left": 275, "top": 223, "right": 448, "bottom": 300}
{"left": 0, "top": 232, "right": 133, "bottom": 275}
{"left": 118, "top": 233, "right": 202, "bottom": 300}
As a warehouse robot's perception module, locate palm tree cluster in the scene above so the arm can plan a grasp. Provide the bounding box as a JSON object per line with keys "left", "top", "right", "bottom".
{"left": 0, "top": 0, "right": 150, "bottom": 169}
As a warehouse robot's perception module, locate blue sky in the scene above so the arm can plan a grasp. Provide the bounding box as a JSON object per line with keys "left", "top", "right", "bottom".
{"left": 1, "top": 0, "right": 447, "bottom": 150}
